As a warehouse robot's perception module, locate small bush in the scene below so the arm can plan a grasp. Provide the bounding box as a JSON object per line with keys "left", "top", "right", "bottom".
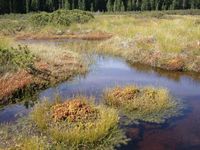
{"left": 30, "top": 9, "right": 94, "bottom": 27}
{"left": 104, "top": 85, "right": 183, "bottom": 123}
{"left": 0, "top": 45, "right": 36, "bottom": 74}
{"left": 30, "top": 12, "right": 50, "bottom": 26}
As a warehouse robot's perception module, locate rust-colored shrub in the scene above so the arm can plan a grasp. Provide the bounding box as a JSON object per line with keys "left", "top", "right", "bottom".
{"left": 0, "top": 70, "right": 33, "bottom": 100}
{"left": 165, "top": 57, "right": 185, "bottom": 71}
{"left": 52, "top": 99, "right": 98, "bottom": 122}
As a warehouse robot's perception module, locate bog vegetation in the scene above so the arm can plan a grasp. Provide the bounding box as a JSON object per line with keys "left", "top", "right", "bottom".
{"left": 64, "top": 13, "right": 200, "bottom": 72}
{"left": 30, "top": 9, "right": 94, "bottom": 26}
{"left": 0, "top": 97, "right": 128, "bottom": 149}
{"left": 104, "top": 85, "right": 182, "bottom": 123}
{"left": 0, "top": 45, "right": 36, "bottom": 74}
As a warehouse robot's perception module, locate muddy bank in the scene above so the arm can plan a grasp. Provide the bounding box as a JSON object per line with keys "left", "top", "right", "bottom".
{"left": 15, "top": 31, "right": 112, "bottom": 41}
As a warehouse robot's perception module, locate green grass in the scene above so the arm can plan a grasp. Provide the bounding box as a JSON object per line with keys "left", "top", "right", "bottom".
{"left": 104, "top": 85, "right": 183, "bottom": 123}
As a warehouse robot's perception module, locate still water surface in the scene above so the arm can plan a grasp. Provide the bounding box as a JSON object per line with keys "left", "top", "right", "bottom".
{"left": 1, "top": 52, "right": 200, "bottom": 150}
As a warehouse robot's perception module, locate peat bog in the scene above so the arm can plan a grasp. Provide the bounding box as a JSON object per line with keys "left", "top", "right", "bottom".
{"left": 0, "top": 9, "right": 200, "bottom": 150}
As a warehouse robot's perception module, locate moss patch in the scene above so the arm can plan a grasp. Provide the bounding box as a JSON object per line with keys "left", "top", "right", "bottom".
{"left": 104, "top": 85, "right": 183, "bottom": 123}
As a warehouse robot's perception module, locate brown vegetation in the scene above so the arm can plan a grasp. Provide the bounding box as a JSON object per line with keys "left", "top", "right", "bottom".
{"left": 52, "top": 99, "right": 98, "bottom": 122}
{"left": 0, "top": 70, "right": 33, "bottom": 102}
{"left": 104, "top": 85, "right": 182, "bottom": 123}
{"left": 15, "top": 31, "right": 112, "bottom": 41}
{"left": 0, "top": 45, "right": 86, "bottom": 104}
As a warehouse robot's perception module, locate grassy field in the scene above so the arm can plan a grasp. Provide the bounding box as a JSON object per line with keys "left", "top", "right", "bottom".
{"left": 73, "top": 15, "right": 199, "bottom": 53}
{"left": 65, "top": 13, "right": 200, "bottom": 72}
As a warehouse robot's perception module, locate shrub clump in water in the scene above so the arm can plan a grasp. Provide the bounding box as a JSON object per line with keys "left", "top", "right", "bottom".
{"left": 30, "top": 9, "right": 94, "bottom": 27}
{"left": 104, "top": 85, "right": 183, "bottom": 123}
{"left": 0, "top": 97, "right": 128, "bottom": 149}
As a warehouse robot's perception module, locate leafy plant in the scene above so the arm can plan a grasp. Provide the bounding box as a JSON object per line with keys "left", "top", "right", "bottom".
{"left": 0, "top": 45, "right": 36, "bottom": 74}
{"left": 30, "top": 9, "right": 94, "bottom": 27}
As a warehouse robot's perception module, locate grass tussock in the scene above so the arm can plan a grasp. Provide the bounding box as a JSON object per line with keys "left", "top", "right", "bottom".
{"left": 104, "top": 85, "right": 182, "bottom": 123}
{"left": 0, "top": 97, "right": 128, "bottom": 149}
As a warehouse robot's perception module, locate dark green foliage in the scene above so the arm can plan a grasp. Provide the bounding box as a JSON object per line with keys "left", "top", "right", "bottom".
{"left": 0, "top": 45, "right": 35, "bottom": 74}
{"left": 30, "top": 9, "right": 94, "bottom": 26}
{"left": 0, "top": 0, "right": 200, "bottom": 14}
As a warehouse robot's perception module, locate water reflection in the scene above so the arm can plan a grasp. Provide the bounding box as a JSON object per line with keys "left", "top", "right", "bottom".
{"left": 0, "top": 55, "right": 200, "bottom": 150}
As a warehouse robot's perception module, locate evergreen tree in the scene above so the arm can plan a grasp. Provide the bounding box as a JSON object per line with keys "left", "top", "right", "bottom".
{"left": 136, "top": 0, "right": 141, "bottom": 10}
{"left": 0, "top": 0, "right": 199, "bottom": 14}
{"left": 150, "top": 0, "right": 156, "bottom": 10}
{"left": 107, "top": 0, "right": 113, "bottom": 11}
{"left": 127, "top": 0, "right": 132, "bottom": 11}
{"left": 114, "top": 0, "right": 120, "bottom": 11}
{"left": 65, "top": 0, "right": 70, "bottom": 10}
{"left": 171, "top": 0, "right": 179, "bottom": 9}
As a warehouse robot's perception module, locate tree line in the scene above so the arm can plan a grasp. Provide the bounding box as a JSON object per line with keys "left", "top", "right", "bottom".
{"left": 0, "top": 0, "right": 200, "bottom": 14}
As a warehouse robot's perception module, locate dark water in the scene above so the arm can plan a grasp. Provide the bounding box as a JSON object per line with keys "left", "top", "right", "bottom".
{"left": 1, "top": 54, "right": 200, "bottom": 150}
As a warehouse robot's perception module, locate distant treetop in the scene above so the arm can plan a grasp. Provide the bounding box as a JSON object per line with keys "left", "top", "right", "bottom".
{"left": 0, "top": 0, "right": 199, "bottom": 14}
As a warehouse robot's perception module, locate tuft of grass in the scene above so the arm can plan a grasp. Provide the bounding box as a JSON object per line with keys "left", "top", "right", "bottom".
{"left": 0, "top": 97, "right": 128, "bottom": 149}
{"left": 104, "top": 85, "right": 183, "bottom": 123}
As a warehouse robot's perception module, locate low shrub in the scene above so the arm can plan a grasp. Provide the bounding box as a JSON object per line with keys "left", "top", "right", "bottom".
{"left": 30, "top": 9, "right": 94, "bottom": 27}
{"left": 0, "top": 97, "right": 128, "bottom": 149}
{"left": 0, "top": 45, "right": 36, "bottom": 74}
{"left": 104, "top": 85, "right": 183, "bottom": 123}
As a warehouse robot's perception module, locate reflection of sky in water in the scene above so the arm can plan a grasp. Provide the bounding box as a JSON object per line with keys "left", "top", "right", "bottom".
{"left": 1, "top": 55, "right": 200, "bottom": 124}
{"left": 40, "top": 56, "right": 200, "bottom": 102}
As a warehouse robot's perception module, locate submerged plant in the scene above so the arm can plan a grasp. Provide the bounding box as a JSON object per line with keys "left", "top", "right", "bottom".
{"left": 104, "top": 85, "right": 183, "bottom": 123}
{"left": 0, "top": 97, "right": 128, "bottom": 149}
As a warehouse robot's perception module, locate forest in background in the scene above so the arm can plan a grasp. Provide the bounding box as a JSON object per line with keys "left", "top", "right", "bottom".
{"left": 0, "top": 0, "right": 200, "bottom": 14}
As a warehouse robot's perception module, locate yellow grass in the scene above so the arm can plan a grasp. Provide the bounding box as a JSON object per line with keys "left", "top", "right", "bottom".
{"left": 70, "top": 15, "right": 200, "bottom": 53}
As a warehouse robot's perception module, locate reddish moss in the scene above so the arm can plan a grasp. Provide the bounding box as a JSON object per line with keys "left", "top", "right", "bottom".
{"left": 51, "top": 99, "right": 98, "bottom": 122}
{"left": 0, "top": 70, "right": 33, "bottom": 100}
